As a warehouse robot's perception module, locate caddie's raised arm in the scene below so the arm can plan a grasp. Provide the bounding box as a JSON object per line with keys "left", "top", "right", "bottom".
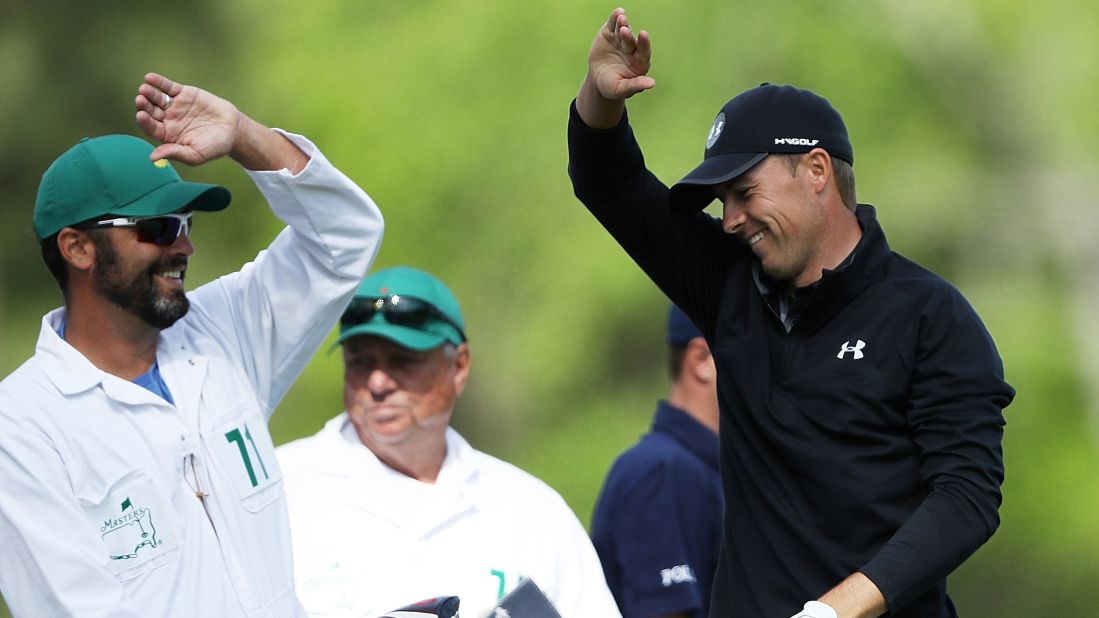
{"left": 576, "top": 7, "right": 656, "bottom": 129}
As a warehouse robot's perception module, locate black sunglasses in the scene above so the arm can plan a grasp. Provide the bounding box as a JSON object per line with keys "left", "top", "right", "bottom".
{"left": 82, "top": 213, "right": 192, "bottom": 246}
{"left": 341, "top": 294, "right": 467, "bottom": 342}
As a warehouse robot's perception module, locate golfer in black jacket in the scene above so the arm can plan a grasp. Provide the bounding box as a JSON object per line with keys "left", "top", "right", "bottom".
{"left": 567, "top": 8, "right": 1014, "bottom": 618}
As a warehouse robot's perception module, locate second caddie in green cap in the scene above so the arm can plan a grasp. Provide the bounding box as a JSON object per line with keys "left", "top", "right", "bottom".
{"left": 276, "top": 264, "right": 623, "bottom": 616}
{"left": 33, "top": 133, "right": 230, "bottom": 241}
{"left": 337, "top": 266, "right": 467, "bottom": 351}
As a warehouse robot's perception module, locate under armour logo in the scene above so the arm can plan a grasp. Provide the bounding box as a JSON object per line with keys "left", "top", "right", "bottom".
{"left": 837, "top": 340, "right": 866, "bottom": 360}
{"left": 708, "top": 120, "right": 725, "bottom": 141}
{"left": 706, "top": 112, "right": 726, "bottom": 149}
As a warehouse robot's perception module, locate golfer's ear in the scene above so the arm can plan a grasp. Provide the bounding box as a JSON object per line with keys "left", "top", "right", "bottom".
{"left": 805, "top": 147, "right": 832, "bottom": 194}
{"left": 57, "top": 227, "right": 96, "bottom": 272}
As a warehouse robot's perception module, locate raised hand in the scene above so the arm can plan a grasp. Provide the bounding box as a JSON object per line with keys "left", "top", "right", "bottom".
{"left": 134, "top": 72, "right": 241, "bottom": 165}
{"left": 587, "top": 8, "right": 655, "bottom": 101}
{"left": 135, "top": 72, "right": 308, "bottom": 173}
{"left": 576, "top": 8, "right": 655, "bottom": 128}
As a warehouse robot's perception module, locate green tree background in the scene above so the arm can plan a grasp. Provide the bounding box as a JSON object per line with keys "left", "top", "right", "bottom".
{"left": 2, "top": 2, "right": 1097, "bottom": 615}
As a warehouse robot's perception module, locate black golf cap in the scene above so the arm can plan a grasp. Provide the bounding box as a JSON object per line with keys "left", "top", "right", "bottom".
{"left": 669, "top": 83, "right": 853, "bottom": 211}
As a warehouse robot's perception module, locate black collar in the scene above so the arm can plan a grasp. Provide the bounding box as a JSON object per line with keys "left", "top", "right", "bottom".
{"left": 753, "top": 205, "right": 892, "bottom": 334}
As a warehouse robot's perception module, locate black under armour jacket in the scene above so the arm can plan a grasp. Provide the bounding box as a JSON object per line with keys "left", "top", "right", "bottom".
{"left": 567, "top": 102, "right": 1014, "bottom": 618}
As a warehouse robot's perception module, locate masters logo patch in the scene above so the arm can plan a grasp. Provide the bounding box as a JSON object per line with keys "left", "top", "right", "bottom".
{"left": 81, "top": 471, "right": 179, "bottom": 579}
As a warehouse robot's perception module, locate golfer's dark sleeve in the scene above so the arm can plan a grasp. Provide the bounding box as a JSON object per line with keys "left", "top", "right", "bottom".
{"left": 566, "top": 100, "right": 730, "bottom": 337}
{"left": 860, "top": 287, "right": 1013, "bottom": 610}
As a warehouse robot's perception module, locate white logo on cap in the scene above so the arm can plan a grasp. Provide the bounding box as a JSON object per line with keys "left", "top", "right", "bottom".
{"left": 706, "top": 112, "right": 726, "bottom": 150}
{"left": 774, "top": 138, "right": 819, "bottom": 146}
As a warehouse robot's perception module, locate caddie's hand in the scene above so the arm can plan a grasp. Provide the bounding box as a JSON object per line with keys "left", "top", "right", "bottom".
{"left": 789, "top": 600, "right": 839, "bottom": 618}
{"left": 587, "top": 7, "right": 655, "bottom": 101}
{"left": 135, "top": 72, "right": 241, "bottom": 165}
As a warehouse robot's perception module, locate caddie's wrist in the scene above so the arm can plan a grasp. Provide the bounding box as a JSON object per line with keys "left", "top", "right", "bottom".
{"left": 789, "top": 600, "right": 838, "bottom": 618}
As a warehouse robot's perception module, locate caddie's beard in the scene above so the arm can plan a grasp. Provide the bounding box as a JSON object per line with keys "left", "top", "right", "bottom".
{"left": 92, "top": 234, "right": 190, "bottom": 329}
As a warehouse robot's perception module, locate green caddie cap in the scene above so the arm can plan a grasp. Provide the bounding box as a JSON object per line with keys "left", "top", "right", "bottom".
{"left": 337, "top": 266, "right": 466, "bottom": 351}
{"left": 33, "top": 134, "right": 231, "bottom": 241}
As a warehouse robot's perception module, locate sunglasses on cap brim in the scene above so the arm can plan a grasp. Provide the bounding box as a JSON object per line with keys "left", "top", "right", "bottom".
{"left": 80, "top": 213, "right": 192, "bottom": 246}
{"left": 341, "top": 294, "right": 467, "bottom": 342}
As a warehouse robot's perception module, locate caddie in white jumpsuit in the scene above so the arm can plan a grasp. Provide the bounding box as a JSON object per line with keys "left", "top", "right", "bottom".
{"left": 277, "top": 266, "right": 621, "bottom": 618}
{"left": 0, "top": 72, "right": 383, "bottom": 617}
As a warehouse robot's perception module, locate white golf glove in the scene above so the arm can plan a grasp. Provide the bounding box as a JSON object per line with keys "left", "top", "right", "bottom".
{"left": 789, "top": 600, "right": 838, "bottom": 618}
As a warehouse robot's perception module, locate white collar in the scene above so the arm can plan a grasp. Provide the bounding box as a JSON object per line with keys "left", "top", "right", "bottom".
{"left": 35, "top": 307, "right": 207, "bottom": 412}
{"left": 326, "top": 413, "right": 479, "bottom": 487}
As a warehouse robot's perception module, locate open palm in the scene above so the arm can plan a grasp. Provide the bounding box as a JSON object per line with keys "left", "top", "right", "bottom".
{"left": 588, "top": 8, "right": 655, "bottom": 101}
{"left": 135, "top": 72, "right": 240, "bottom": 165}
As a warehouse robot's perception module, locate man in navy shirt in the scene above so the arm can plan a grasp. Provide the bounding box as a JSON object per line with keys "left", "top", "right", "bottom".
{"left": 592, "top": 305, "right": 722, "bottom": 618}
{"left": 568, "top": 8, "right": 1014, "bottom": 618}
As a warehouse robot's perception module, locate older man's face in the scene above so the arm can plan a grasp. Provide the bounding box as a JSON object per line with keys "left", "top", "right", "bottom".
{"left": 342, "top": 335, "right": 469, "bottom": 451}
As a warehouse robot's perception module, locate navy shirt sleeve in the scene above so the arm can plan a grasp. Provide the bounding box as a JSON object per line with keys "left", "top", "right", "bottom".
{"left": 593, "top": 453, "right": 709, "bottom": 616}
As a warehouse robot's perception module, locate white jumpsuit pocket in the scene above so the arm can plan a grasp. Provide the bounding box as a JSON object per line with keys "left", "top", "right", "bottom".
{"left": 207, "top": 409, "right": 284, "bottom": 513}
{"left": 80, "top": 469, "right": 181, "bottom": 581}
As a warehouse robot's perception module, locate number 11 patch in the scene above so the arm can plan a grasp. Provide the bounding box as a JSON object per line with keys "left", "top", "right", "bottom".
{"left": 210, "top": 417, "right": 282, "bottom": 508}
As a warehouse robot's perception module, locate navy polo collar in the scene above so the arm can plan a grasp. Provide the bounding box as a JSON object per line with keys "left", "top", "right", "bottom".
{"left": 652, "top": 400, "right": 720, "bottom": 471}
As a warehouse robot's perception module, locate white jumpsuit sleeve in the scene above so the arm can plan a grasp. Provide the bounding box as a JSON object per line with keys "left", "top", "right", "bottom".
{"left": 540, "top": 494, "right": 623, "bottom": 617}
{"left": 184, "top": 131, "right": 384, "bottom": 416}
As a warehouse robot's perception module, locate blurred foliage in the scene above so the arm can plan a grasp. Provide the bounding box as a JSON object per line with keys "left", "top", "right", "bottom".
{"left": 3, "top": 1, "right": 1099, "bottom": 615}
